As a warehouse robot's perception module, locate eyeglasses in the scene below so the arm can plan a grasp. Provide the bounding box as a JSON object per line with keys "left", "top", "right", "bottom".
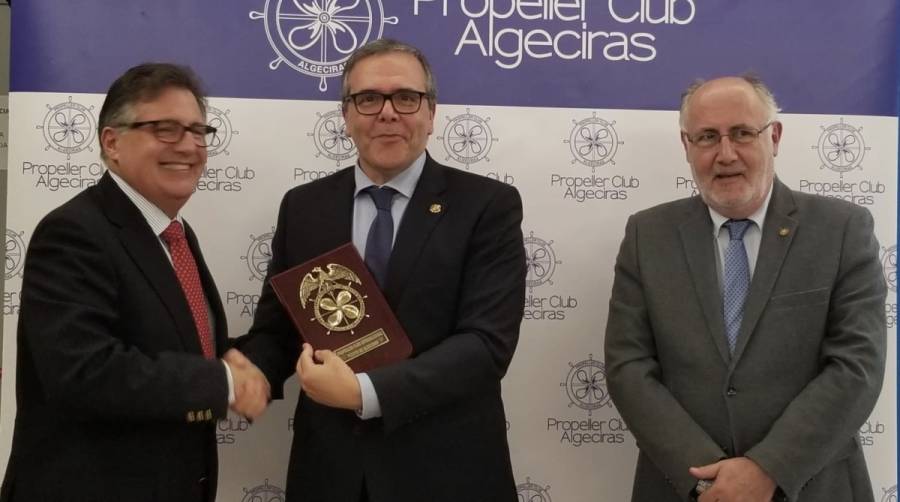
{"left": 122, "top": 120, "right": 217, "bottom": 147}
{"left": 344, "top": 91, "right": 429, "bottom": 115}
{"left": 683, "top": 121, "right": 774, "bottom": 148}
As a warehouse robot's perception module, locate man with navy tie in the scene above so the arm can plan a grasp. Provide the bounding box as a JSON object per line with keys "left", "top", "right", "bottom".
{"left": 605, "top": 75, "right": 886, "bottom": 502}
{"left": 239, "top": 39, "right": 527, "bottom": 502}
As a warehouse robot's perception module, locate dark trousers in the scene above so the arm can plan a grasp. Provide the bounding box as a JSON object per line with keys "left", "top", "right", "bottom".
{"left": 359, "top": 481, "right": 369, "bottom": 502}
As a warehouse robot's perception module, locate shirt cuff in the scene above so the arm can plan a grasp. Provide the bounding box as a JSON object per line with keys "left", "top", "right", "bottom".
{"left": 355, "top": 373, "right": 382, "bottom": 420}
{"left": 222, "top": 360, "right": 235, "bottom": 405}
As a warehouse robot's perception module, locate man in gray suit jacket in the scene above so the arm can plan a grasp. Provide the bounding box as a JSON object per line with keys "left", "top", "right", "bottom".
{"left": 604, "top": 76, "right": 886, "bottom": 502}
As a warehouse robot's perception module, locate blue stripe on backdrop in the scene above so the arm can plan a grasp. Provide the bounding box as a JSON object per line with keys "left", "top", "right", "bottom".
{"left": 10, "top": 0, "right": 899, "bottom": 116}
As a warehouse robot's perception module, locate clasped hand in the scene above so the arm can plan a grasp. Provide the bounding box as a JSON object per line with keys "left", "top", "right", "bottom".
{"left": 690, "top": 457, "right": 776, "bottom": 502}
{"left": 224, "top": 349, "right": 270, "bottom": 420}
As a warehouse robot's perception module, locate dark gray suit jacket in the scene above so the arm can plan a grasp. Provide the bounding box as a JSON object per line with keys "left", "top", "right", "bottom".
{"left": 605, "top": 179, "right": 886, "bottom": 502}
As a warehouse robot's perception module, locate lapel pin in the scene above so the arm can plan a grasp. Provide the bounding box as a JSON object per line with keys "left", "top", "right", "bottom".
{"left": 778, "top": 227, "right": 790, "bottom": 237}
{"left": 429, "top": 203, "right": 442, "bottom": 214}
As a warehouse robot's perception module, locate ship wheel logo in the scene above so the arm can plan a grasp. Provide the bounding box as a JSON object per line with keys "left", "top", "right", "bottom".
{"left": 300, "top": 264, "right": 368, "bottom": 334}
{"left": 437, "top": 109, "right": 498, "bottom": 169}
{"left": 241, "top": 479, "right": 285, "bottom": 502}
{"left": 241, "top": 228, "right": 275, "bottom": 281}
{"left": 564, "top": 112, "right": 622, "bottom": 172}
{"left": 5, "top": 229, "right": 26, "bottom": 280}
{"left": 516, "top": 477, "right": 552, "bottom": 502}
{"left": 308, "top": 106, "right": 356, "bottom": 166}
{"left": 813, "top": 118, "right": 869, "bottom": 173}
{"left": 561, "top": 354, "right": 612, "bottom": 415}
{"left": 206, "top": 106, "right": 239, "bottom": 157}
{"left": 249, "top": 0, "right": 398, "bottom": 92}
{"left": 882, "top": 245, "right": 896, "bottom": 293}
{"left": 37, "top": 97, "right": 96, "bottom": 159}
{"left": 524, "top": 231, "right": 561, "bottom": 292}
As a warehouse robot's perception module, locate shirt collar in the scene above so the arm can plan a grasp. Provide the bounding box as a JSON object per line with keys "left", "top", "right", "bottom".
{"left": 353, "top": 151, "right": 426, "bottom": 199}
{"left": 107, "top": 168, "right": 182, "bottom": 236}
{"left": 708, "top": 181, "right": 773, "bottom": 236}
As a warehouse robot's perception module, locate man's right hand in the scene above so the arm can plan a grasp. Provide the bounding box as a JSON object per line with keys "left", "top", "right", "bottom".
{"left": 690, "top": 457, "right": 776, "bottom": 502}
{"left": 224, "top": 349, "right": 270, "bottom": 420}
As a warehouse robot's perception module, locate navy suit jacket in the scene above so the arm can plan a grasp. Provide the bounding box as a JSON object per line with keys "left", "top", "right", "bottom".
{"left": 240, "top": 154, "right": 527, "bottom": 502}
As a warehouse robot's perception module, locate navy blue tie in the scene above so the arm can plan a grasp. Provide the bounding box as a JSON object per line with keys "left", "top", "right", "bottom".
{"left": 363, "top": 186, "right": 397, "bottom": 288}
{"left": 723, "top": 219, "right": 752, "bottom": 353}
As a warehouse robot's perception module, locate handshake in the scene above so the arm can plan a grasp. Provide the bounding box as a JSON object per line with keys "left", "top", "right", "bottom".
{"left": 221, "top": 343, "right": 364, "bottom": 421}
{"left": 223, "top": 349, "right": 270, "bottom": 421}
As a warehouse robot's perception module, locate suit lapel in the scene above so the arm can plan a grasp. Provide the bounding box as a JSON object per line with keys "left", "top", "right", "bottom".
{"left": 384, "top": 156, "right": 447, "bottom": 307}
{"left": 98, "top": 174, "right": 204, "bottom": 355}
{"left": 679, "top": 198, "right": 731, "bottom": 364}
{"left": 323, "top": 168, "right": 356, "bottom": 248}
{"left": 731, "top": 179, "right": 797, "bottom": 361}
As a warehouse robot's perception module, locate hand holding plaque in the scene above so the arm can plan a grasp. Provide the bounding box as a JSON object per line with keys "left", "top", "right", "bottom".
{"left": 269, "top": 243, "right": 412, "bottom": 373}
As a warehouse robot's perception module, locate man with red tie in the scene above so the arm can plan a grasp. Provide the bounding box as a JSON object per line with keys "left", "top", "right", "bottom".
{"left": 1, "top": 63, "right": 268, "bottom": 501}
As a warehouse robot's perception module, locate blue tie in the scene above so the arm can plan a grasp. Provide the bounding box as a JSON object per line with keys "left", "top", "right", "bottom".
{"left": 364, "top": 186, "right": 397, "bottom": 288}
{"left": 723, "top": 219, "right": 752, "bottom": 353}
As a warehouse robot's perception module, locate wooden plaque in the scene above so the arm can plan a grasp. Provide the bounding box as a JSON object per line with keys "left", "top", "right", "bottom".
{"left": 269, "top": 243, "right": 412, "bottom": 372}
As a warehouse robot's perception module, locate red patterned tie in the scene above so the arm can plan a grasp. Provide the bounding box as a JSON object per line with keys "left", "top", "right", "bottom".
{"left": 160, "top": 221, "right": 215, "bottom": 359}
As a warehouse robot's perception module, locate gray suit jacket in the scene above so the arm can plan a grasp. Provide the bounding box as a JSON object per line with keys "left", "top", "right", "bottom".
{"left": 604, "top": 179, "right": 886, "bottom": 502}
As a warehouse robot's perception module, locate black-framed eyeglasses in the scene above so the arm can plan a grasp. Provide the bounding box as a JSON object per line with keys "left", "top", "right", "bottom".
{"left": 121, "top": 120, "right": 217, "bottom": 147}
{"left": 344, "top": 90, "right": 429, "bottom": 115}
{"left": 683, "top": 121, "right": 774, "bottom": 148}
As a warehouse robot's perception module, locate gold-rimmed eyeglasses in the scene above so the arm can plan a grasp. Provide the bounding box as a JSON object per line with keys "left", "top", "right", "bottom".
{"left": 683, "top": 121, "right": 774, "bottom": 148}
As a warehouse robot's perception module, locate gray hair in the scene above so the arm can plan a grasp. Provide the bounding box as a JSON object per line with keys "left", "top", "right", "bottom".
{"left": 679, "top": 74, "right": 780, "bottom": 129}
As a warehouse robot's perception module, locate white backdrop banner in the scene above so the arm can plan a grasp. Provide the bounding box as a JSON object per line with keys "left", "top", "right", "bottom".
{"left": 2, "top": 2, "right": 898, "bottom": 501}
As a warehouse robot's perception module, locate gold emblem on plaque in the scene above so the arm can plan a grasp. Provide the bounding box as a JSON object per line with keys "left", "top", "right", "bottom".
{"left": 299, "top": 264, "right": 368, "bottom": 334}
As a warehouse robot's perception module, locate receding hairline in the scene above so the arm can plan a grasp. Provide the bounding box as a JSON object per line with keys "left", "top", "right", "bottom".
{"left": 679, "top": 75, "right": 780, "bottom": 129}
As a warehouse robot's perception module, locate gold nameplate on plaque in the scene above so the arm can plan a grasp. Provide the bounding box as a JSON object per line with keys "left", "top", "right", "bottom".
{"left": 336, "top": 328, "right": 390, "bottom": 363}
